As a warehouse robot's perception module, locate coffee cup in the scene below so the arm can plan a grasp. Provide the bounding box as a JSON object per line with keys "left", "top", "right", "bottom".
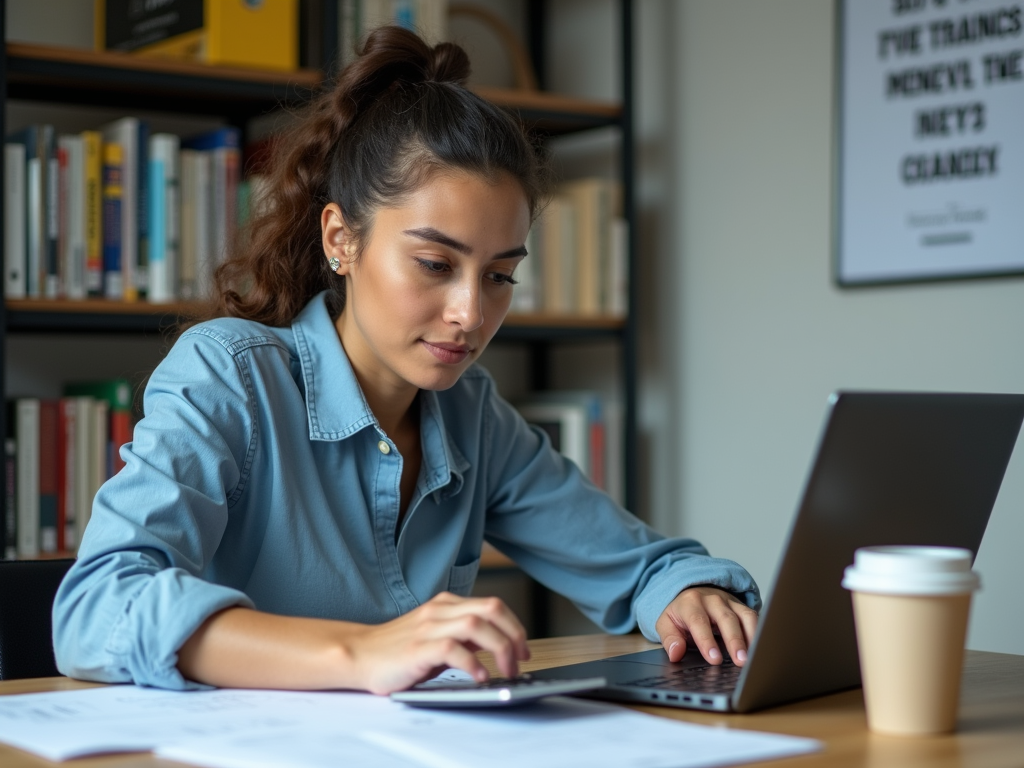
{"left": 842, "top": 545, "right": 980, "bottom": 736}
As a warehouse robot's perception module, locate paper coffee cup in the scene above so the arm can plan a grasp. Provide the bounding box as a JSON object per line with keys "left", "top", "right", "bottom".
{"left": 842, "top": 546, "right": 980, "bottom": 736}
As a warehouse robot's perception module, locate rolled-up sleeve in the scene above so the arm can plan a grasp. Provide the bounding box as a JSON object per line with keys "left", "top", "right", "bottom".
{"left": 52, "top": 328, "right": 257, "bottom": 689}
{"left": 481, "top": 386, "right": 761, "bottom": 642}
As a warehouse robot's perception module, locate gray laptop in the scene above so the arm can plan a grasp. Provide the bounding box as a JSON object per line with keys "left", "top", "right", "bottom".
{"left": 532, "top": 391, "right": 1024, "bottom": 713}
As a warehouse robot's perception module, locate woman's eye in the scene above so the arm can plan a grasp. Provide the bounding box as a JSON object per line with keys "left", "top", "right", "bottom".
{"left": 416, "top": 258, "right": 451, "bottom": 275}
{"left": 488, "top": 272, "right": 519, "bottom": 286}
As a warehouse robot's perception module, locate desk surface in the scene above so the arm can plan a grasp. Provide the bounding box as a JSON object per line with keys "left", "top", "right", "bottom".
{"left": 1, "top": 634, "right": 1022, "bottom": 767}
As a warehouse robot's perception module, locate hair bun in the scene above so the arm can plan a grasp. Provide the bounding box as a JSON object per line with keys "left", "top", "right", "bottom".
{"left": 426, "top": 42, "right": 470, "bottom": 85}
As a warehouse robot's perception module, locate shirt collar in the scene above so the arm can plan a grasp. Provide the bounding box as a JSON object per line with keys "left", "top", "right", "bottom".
{"left": 292, "top": 292, "right": 469, "bottom": 493}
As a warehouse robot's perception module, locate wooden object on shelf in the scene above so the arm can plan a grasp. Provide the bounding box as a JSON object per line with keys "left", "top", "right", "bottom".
{"left": 449, "top": 3, "right": 538, "bottom": 91}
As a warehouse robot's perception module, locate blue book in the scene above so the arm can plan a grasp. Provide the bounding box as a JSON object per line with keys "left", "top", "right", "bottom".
{"left": 102, "top": 144, "right": 123, "bottom": 299}
{"left": 181, "top": 127, "right": 241, "bottom": 151}
{"left": 136, "top": 120, "right": 150, "bottom": 296}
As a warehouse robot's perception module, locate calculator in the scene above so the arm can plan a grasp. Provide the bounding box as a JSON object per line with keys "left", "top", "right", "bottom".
{"left": 389, "top": 674, "right": 608, "bottom": 708}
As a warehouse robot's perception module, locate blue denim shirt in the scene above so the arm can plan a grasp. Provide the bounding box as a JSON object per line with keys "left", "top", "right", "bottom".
{"left": 53, "top": 292, "right": 760, "bottom": 690}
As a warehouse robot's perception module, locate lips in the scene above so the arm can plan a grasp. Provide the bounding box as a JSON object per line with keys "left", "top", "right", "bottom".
{"left": 422, "top": 340, "right": 472, "bottom": 365}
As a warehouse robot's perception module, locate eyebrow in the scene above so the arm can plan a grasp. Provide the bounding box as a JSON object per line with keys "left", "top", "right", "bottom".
{"left": 403, "top": 227, "right": 528, "bottom": 260}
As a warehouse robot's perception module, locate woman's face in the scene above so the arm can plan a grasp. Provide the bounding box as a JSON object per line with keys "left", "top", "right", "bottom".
{"left": 326, "top": 171, "right": 532, "bottom": 396}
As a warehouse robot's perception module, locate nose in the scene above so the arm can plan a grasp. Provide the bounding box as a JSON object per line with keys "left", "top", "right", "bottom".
{"left": 443, "top": 278, "right": 484, "bottom": 332}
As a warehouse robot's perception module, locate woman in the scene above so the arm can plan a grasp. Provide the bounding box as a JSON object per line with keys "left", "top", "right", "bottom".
{"left": 53, "top": 27, "right": 760, "bottom": 693}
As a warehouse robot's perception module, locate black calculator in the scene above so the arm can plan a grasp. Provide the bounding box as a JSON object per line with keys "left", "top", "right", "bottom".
{"left": 389, "top": 674, "right": 607, "bottom": 708}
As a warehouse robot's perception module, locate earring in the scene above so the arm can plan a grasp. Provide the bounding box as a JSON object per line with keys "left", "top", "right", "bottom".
{"left": 329, "top": 257, "right": 341, "bottom": 272}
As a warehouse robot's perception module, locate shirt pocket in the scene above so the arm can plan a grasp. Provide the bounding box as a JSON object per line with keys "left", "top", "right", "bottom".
{"left": 447, "top": 558, "right": 481, "bottom": 597}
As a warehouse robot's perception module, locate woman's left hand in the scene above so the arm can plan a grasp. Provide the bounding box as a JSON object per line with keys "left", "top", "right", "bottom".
{"left": 654, "top": 586, "right": 758, "bottom": 667}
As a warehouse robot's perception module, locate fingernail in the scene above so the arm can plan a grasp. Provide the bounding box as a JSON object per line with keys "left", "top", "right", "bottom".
{"left": 668, "top": 641, "right": 680, "bottom": 657}
{"left": 708, "top": 647, "right": 721, "bottom": 661}
{"left": 737, "top": 649, "right": 748, "bottom": 663}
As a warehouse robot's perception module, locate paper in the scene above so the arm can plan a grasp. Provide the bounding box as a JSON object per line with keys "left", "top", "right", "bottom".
{"left": 0, "top": 684, "right": 821, "bottom": 768}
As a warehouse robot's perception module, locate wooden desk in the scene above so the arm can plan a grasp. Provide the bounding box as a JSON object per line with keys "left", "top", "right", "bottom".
{"left": 1, "top": 634, "right": 1022, "bottom": 767}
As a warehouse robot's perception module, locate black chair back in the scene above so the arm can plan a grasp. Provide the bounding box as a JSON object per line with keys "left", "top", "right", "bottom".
{"left": 0, "top": 559, "right": 75, "bottom": 679}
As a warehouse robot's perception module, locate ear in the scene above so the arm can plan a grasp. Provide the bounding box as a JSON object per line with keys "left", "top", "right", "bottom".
{"left": 321, "top": 203, "right": 357, "bottom": 275}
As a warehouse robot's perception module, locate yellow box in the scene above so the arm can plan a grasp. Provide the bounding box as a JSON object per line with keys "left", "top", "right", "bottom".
{"left": 96, "top": 0, "right": 298, "bottom": 72}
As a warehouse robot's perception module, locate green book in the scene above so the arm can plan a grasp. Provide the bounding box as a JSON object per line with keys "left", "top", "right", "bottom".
{"left": 63, "top": 379, "right": 132, "bottom": 412}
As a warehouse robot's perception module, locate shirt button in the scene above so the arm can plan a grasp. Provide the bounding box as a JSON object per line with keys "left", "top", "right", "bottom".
{"left": 378, "top": 440, "right": 391, "bottom": 455}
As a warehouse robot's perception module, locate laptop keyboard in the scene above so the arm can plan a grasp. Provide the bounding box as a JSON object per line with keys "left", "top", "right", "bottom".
{"left": 624, "top": 658, "right": 742, "bottom": 693}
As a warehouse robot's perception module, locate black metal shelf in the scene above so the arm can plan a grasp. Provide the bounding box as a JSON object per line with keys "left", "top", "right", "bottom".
{"left": 5, "top": 44, "right": 324, "bottom": 122}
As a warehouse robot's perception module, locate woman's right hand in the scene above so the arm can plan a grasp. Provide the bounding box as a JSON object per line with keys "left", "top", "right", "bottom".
{"left": 344, "top": 592, "right": 530, "bottom": 695}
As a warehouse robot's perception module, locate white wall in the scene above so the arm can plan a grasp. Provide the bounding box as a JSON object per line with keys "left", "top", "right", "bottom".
{"left": 652, "top": 0, "right": 1024, "bottom": 654}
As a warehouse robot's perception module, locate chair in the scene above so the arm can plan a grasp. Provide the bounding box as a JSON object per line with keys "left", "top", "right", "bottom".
{"left": 0, "top": 559, "right": 75, "bottom": 679}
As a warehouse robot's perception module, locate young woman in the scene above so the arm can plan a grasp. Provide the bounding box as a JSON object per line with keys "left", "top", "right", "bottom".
{"left": 53, "top": 27, "right": 760, "bottom": 693}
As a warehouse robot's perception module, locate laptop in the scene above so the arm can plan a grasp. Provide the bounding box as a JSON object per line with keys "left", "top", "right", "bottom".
{"left": 531, "top": 391, "right": 1024, "bottom": 713}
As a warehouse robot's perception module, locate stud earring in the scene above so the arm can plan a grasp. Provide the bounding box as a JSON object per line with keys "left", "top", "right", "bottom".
{"left": 329, "top": 257, "right": 341, "bottom": 272}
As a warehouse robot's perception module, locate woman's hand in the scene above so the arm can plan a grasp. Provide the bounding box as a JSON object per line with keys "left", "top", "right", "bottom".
{"left": 346, "top": 592, "right": 530, "bottom": 695}
{"left": 654, "top": 586, "right": 758, "bottom": 667}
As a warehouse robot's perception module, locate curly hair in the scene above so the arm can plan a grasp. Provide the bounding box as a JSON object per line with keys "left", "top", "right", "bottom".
{"left": 194, "top": 25, "right": 547, "bottom": 329}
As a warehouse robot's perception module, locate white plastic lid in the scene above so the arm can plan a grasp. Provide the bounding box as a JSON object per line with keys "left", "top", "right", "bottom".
{"left": 841, "top": 545, "right": 980, "bottom": 596}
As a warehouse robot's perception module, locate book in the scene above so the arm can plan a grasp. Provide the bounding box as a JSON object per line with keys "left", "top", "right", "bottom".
{"left": 82, "top": 131, "right": 104, "bottom": 296}
{"left": 12, "top": 398, "right": 41, "bottom": 558}
{"left": 342, "top": 0, "right": 449, "bottom": 66}
{"left": 3, "top": 437, "right": 15, "bottom": 560}
{"left": 101, "top": 117, "right": 143, "bottom": 301}
{"left": 562, "top": 178, "right": 613, "bottom": 317}
{"left": 58, "top": 134, "right": 88, "bottom": 299}
{"left": 97, "top": 0, "right": 299, "bottom": 72}
{"left": 148, "top": 133, "right": 181, "bottom": 303}
{"left": 38, "top": 400, "right": 59, "bottom": 553}
{"left": 45, "top": 127, "right": 60, "bottom": 298}
{"left": 519, "top": 391, "right": 606, "bottom": 487}
{"left": 7, "top": 126, "right": 52, "bottom": 298}
{"left": 102, "top": 142, "right": 124, "bottom": 299}
{"left": 64, "top": 380, "right": 133, "bottom": 477}
{"left": 539, "top": 195, "right": 577, "bottom": 315}
{"left": 182, "top": 127, "right": 239, "bottom": 295}
{"left": 607, "top": 217, "right": 629, "bottom": 317}
{"left": 4, "top": 142, "right": 27, "bottom": 299}
{"left": 517, "top": 399, "right": 590, "bottom": 478}
{"left": 86, "top": 399, "right": 110, "bottom": 539}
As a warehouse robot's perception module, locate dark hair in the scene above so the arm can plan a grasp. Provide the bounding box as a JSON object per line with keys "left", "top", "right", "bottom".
{"left": 205, "top": 26, "right": 547, "bottom": 328}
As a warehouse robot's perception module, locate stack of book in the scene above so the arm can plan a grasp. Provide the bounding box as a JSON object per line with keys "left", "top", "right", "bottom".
{"left": 4, "top": 122, "right": 240, "bottom": 304}
{"left": 511, "top": 178, "right": 629, "bottom": 318}
{"left": 517, "top": 390, "right": 624, "bottom": 506}
{"left": 4, "top": 380, "right": 134, "bottom": 560}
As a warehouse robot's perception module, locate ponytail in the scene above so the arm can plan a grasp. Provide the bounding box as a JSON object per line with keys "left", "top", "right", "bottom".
{"left": 202, "top": 26, "right": 546, "bottom": 329}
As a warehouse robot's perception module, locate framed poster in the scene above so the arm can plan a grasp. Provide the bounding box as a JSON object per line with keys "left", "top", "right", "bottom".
{"left": 836, "top": 0, "right": 1024, "bottom": 285}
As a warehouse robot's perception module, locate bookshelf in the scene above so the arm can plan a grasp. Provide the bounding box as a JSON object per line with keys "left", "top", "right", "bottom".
{"left": 0, "top": 1, "right": 639, "bottom": 626}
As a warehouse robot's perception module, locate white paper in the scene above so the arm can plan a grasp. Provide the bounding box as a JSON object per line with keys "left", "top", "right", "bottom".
{"left": 0, "top": 684, "right": 821, "bottom": 768}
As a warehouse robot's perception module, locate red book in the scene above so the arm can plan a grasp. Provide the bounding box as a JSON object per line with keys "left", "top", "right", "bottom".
{"left": 110, "top": 410, "right": 132, "bottom": 475}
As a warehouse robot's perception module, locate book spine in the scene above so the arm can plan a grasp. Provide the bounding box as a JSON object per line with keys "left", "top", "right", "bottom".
{"left": 66, "top": 136, "right": 87, "bottom": 300}
{"left": 58, "top": 398, "right": 78, "bottom": 552}
{"left": 27, "top": 156, "right": 42, "bottom": 298}
{"left": 4, "top": 143, "right": 27, "bottom": 299}
{"left": 83, "top": 131, "right": 104, "bottom": 296}
{"left": 73, "top": 396, "right": 94, "bottom": 550}
{"left": 57, "top": 138, "right": 69, "bottom": 298}
{"left": 45, "top": 127, "right": 60, "bottom": 299}
{"left": 148, "top": 134, "right": 180, "bottom": 303}
{"left": 102, "top": 143, "right": 124, "bottom": 299}
{"left": 90, "top": 399, "right": 110, "bottom": 526}
{"left": 3, "top": 437, "right": 15, "bottom": 560}
{"left": 110, "top": 410, "right": 132, "bottom": 476}
{"left": 179, "top": 150, "right": 196, "bottom": 299}
{"left": 16, "top": 398, "right": 40, "bottom": 558}
{"left": 136, "top": 120, "right": 149, "bottom": 298}
{"left": 38, "top": 400, "right": 59, "bottom": 553}
{"left": 148, "top": 155, "right": 167, "bottom": 301}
